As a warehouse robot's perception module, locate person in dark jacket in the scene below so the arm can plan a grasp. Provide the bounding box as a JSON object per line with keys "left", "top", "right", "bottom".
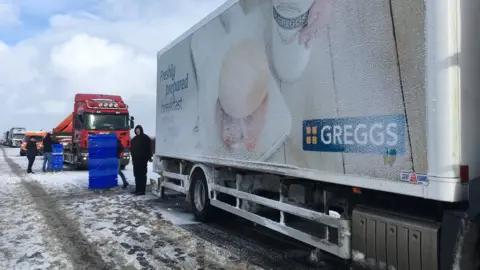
{"left": 26, "top": 136, "right": 38, "bottom": 173}
{"left": 130, "top": 125, "right": 152, "bottom": 195}
{"left": 117, "top": 137, "right": 129, "bottom": 188}
{"left": 42, "top": 133, "right": 58, "bottom": 172}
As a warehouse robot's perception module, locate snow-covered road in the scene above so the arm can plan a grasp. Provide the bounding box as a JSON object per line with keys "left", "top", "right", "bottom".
{"left": 0, "top": 146, "right": 343, "bottom": 270}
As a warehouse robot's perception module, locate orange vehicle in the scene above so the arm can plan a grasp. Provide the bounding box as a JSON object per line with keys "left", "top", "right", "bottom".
{"left": 20, "top": 131, "right": 47, "bottom": 156}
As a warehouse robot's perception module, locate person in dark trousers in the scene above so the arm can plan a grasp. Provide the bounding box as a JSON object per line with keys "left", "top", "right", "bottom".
{"left": 42, "top": 133, "right": 57, "bottom": 172}
{"left": 26, "top": 136, "right": 38, "bottom": 173}
{"left": 117, "top": 137, "right": 129, "bottom": 188}
{"left": 131, "top": 125, "right": 152, "bottom": 195}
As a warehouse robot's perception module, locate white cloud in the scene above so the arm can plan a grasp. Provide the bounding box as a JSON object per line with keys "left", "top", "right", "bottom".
{"left": 0, "top": 2, "right": 20, "bottom": 27}
{"left": 0, "top": 41, "right": 38, "bottom": 87}
{"left": 5, "top": 92, "right": 19, "bottom": 109}
{"left": 41, "top": 100, "right": 68, "bottom": 114}
{"left": 0, "top": 0, "right": 227, "bottom": 135}
{"left": 16, "top": 107, "right": 37, "bottom": 115}
{"left": 50, "top": 33, "right": 155, "bottom": 99}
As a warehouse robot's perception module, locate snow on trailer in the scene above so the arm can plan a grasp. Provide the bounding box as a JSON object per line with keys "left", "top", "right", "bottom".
{"left": 153, "top": 0, "right": 480, "bottom": 269}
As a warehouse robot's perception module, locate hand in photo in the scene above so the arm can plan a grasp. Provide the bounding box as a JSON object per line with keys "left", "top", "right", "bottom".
{"left": 220, "top": 96, "right": 267, "bottom": 151}
{"left": 218, "top": 39, "right": 269, "bottom": 152}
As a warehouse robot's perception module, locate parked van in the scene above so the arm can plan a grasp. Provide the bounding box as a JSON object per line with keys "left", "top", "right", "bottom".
{"left": 20, "top": 131, "right": 47, "bottom": 156}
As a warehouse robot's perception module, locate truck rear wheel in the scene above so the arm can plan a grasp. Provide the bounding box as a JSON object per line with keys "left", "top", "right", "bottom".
{"left": 190, "top": 170, "right": 211, "bottom": 222}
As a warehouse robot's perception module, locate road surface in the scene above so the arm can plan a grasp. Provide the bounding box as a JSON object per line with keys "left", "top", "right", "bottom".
{"left": 0, "top": 146, "right": 349, "bottom": 269}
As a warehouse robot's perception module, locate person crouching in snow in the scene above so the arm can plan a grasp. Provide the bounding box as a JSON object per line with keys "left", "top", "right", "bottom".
{"left": 26, "top": 136, "right": 38, "bottom": 173}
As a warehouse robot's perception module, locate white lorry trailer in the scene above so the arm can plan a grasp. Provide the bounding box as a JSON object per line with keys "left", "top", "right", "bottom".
{"left": 0, "top": 131, "right": 7, "bottom": 145}
{"left": 2, "top": 131, "right": 9, "bottom": 146}
{"left": 153, "top": 0, "right": 480, "bottom": 269}
{"left": 8, "top": 127, "right": 26, "bottom": 147}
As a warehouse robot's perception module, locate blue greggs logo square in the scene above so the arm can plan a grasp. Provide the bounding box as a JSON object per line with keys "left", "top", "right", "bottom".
{"left": 303, "top": 115, "right": 406, "bottom": 154}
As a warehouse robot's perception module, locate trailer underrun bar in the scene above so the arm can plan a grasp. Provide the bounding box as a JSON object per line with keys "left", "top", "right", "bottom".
{"left": 153, "top": 170, "right": 352, "bottom": 259}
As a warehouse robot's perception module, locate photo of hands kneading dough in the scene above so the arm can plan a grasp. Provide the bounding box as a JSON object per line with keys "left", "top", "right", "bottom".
{"left": 217, "top": 39, "right": 269, "bottom": 152}
{"left": 191, "top": 2, "right": 292, "bottom": 161}
{"left": 190, "top": 0, "right": 331, "bottom": 162}
{"left": 189, "top": 0, "right": 331, "bottom": 163}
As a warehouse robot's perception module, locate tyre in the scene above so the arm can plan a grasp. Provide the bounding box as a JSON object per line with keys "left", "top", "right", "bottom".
{"left": 159, "top": 186, "right": 166, "bottom": 198}
{"left": 74, "top": 162, "right": 86, "bottom": 170}
{"left": 458, "top": 219, "right": 480, "bottom": 270}
{"left": 190, "top": 171, "right": 211, "bottom": 222}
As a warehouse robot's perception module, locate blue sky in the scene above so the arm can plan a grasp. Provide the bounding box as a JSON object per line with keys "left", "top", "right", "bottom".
{"left": 0, "top": 0, "right": 100, "bottom": 44}
{"left": 0, "top": 15, "right": 46, "bottom": 44}
{"left": 0, "top": 0, "right": 226, "bottom": 134}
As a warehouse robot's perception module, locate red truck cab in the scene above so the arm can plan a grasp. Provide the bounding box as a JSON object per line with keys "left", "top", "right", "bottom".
{"left": 53, "top": 93, "right": 134, "bottom": 170}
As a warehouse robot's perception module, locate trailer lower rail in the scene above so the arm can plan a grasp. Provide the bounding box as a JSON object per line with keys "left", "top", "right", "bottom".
{"left": 211, "top": 197, "right": 351, "bottom": 259}
{"left": 153, "top": 168, "right": 351, "bottom": 260}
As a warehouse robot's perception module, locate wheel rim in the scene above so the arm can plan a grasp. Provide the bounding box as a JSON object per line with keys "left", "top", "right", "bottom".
{"left": 194, "top": 179, "right": 206, "bottom": 212}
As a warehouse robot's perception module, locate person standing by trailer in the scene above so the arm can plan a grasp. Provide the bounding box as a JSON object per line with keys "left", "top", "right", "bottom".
{"left": 117, "top": 137, "right": 129, "bottom": 188}
{"left": 131, "top": 125, "right": 152, "bottom": 196}
{"left": 26, "top": 137, "right": 38, "bottom": 173}
{"left": 42, "top": 133, "right": 58, "bottom": 172}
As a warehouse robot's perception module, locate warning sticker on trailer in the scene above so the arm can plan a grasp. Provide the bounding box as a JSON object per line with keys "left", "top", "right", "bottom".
{"left": 400, "top": 172, "right": 428, "bottom": 186}
{"left": 410, "top": 173, "right": 417, "bottom": 184}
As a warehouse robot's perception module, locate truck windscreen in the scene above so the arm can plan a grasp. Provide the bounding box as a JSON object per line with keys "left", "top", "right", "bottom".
{"left": 83, "top": 114, "right": 129, "bottom": 130}
{"left": 13, "top": 134, "right": 24, "bottom": 139}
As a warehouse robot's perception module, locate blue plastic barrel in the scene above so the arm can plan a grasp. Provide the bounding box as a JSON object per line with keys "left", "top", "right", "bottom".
{"left": 88, "top": 134, "right": 118, "bottom": 189}
{"left": 51, "top": 144, "right": 63, "bottom": 171}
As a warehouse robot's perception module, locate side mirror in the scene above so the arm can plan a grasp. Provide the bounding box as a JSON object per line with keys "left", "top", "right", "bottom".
{"left": 130, "top": 116, "right": 135, "bottom": 129}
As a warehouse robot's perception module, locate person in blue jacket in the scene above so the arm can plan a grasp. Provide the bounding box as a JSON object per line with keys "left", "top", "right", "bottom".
{"left": 42, "top": 133, "right": 58, "bottom": 172}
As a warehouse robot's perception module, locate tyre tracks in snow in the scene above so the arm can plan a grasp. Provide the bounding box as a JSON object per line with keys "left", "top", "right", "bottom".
{"left": 1, "top": 147, "right": 349, "bottom": 269}
{"left": 1, "top": 147, "right": 111, "bottom": 270}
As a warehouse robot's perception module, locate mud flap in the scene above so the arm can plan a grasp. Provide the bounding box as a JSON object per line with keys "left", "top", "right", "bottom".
{"left": 440, "top": 179, "right": 480, "bottom": 270}
{"left": 467, "top": 177, "right": 480, "bottom": 219}
{"left": 440, "top": 211, "right": 466, "bottom": 270}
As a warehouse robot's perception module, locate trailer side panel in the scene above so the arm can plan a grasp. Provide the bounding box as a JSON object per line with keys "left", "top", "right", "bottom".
{"left": 155, "top": 0, "right": 440, "bottom": 196}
